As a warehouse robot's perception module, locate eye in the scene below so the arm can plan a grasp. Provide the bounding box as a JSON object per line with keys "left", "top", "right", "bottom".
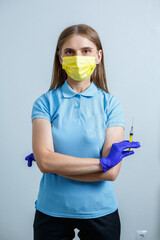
{"left": 65, "top": 50, "right": 73, "bottom": 55}
{"left": 84, "top": 49, "right": 90, "bottom": 54}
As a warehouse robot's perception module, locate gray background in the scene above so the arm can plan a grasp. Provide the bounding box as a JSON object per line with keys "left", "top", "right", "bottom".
{"left": 0, "top": 0, "right": 160, "bottom": 239}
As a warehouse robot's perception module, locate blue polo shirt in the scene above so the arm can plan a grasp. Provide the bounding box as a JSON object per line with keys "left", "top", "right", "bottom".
{"left": 31, "top": 78, "right": 125, "bottom": 219}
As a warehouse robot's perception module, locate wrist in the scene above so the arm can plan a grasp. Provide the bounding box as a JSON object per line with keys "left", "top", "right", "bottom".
{"left": 98, "top": 158, "right": 104, "bottom": 172}
{"left": 100, "top": 157, "right": 109, "bottom": 173}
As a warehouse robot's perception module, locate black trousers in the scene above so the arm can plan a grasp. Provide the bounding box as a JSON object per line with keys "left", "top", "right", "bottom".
{"left": 33, "top": 209, "right": 121, "bottom": 240}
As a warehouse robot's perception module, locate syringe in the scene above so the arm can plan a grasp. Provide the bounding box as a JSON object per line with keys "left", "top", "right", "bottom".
{"left": 129, "top": 116, "right": 134, "bottom": 151}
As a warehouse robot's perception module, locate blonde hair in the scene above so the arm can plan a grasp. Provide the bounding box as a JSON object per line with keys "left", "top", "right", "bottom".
{"left": 48, "top": 24, "right": 109, "bottom": 93}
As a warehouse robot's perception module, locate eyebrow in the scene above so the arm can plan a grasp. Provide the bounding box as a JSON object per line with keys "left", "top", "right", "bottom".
{"left": 63, "top": 47, "right": 93, "bottom": 51}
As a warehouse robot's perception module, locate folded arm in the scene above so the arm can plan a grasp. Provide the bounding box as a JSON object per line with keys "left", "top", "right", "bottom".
{"left": 32, "top": 118, "right": 124, "bottom": 181}
{"left": 32, "top": 118, "right": 103, "bottom": 175}
{"left": 59, "top": 126, "right": 124, "bottom": 181}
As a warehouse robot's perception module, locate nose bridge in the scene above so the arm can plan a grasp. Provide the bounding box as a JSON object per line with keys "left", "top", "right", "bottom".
{"left": 75, "top": 55, "right": 80, "bottom": 64}
{"left": 76, "top": 49, "right": 83, "bottom": 56}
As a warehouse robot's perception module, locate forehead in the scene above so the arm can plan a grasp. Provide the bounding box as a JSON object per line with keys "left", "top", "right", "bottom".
{"left": 62, "top": 35, "right": 96, "bottom": 50}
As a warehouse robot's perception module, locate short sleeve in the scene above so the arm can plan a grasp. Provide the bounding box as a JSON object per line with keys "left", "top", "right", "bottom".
{"left": 31, "top": 93, "right": 51, "bottom": 122}
{"left": 105, "top": 95, "right": 125, "bottom": 129}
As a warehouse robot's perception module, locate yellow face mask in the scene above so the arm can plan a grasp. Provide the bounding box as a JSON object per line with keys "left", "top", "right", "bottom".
{"left": 61, "top": 55, "right": 97, "bottom": 81}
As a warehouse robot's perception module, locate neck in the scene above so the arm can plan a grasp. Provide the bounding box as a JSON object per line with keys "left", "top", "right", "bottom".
{"left": 67, "top": 76, "right": 91, "bottom": 93}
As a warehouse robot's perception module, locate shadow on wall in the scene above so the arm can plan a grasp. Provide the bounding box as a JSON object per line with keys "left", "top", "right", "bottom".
{"left": 158, "top": 110, "right": 160, "bottom": 238}
{"left": 157, "top": 188, "right": 160, "bottom": 238}
{"left": 157, "top": 109, "right": 160, "bottom": 238}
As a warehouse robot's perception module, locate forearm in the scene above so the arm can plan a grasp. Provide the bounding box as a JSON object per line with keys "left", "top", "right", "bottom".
{"left": 58, "top": 171, "right": 110, "bottom": 182}
{"left": 58, "top": 172, "right": 102, "bottom": 182}
{"left": 42, "top": 151, "right": 103, "bottom": 175}
{"left": 58, "top": 161, "right": 122, "bottom": 182}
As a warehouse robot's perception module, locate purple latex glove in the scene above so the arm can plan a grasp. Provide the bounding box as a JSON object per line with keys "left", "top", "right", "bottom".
{"left": 100, "top": 140, "right": 141, "bottom": 173}
{"left": 25, "top": 153, "right": 35, "bottom": 167}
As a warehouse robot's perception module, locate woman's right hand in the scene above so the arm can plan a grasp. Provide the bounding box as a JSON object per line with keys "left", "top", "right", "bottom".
{"left": 100, "top": 140, "right": 141, "bottom": 173}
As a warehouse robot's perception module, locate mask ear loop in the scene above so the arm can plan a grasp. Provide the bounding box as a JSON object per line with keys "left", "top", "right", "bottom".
{"left": 60, "top": 55, "right": 63, "bottom": 64}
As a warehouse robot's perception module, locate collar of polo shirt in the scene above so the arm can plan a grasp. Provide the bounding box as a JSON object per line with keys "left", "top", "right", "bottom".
{"left": 61, "top": 79, "right": 98, "bottom": 98}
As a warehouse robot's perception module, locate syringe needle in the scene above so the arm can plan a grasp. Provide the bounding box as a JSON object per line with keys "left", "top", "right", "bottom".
{"left": 132, "top": 116, "right": 134, "bottom": 126}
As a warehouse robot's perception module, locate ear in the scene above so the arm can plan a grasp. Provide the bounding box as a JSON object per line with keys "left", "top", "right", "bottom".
{"left": 95, "top": 49, "right": 102, "bottom": 65}
{"left": 59, "top": 55, "right": 63, "bottom": 65}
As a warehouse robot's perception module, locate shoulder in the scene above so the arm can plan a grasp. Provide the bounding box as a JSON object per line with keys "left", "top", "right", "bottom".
{"left": 97, "top": 88, "right": 123, "bottom": 111}
{"left": 97, "top": 89, "right": 125, "bottom": 128}
{"left": 31, "top": 88, "right": 61, "bottom": 122}
{"left": 33, "top": 88, "right": 60, "bottom": 107}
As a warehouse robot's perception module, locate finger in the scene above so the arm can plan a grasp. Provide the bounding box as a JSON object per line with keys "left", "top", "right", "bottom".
{"left": 25, "top": 156, "right": 28, "bottom": 160}
{"left": 28, "top": 160, "right": 32, "bottom": 167}
{"left": 121, "top": 140, "right": 141, "bottom": 145}
{"left": 121, "top": 141, "right": 141, "bottom": 150}
{"left": 118, "top": 140, "right": 141, "bottom": 146}
{"left": 129, "top": 141, "right": 141, "bottom": 148}
{"left": 122, "top": 150, "right": 134, "bottom": 158}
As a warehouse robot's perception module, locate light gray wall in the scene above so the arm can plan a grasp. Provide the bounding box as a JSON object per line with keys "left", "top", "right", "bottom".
{"left": 0, "top": 0, "right": 159, "bottom": 239}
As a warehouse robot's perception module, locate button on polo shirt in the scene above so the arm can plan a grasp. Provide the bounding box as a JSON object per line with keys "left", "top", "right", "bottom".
{"left": 31, "top": 78, "right": 125, "bottom": 219}
{"left": 75, "top": 95, "right": 80, "bottom": 108}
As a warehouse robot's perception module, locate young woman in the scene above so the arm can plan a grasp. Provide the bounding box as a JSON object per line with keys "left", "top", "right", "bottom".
{"left": 26, "top": 24, "right": 140, "bottom": 240}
